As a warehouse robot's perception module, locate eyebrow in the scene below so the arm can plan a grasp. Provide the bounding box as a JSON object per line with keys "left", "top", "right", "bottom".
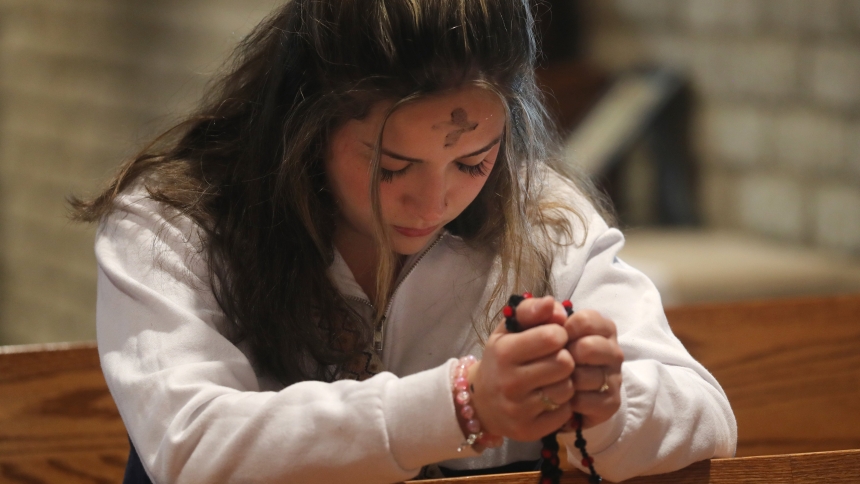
{"left": 365, "top": 134, "right": 503, "bottom": 163}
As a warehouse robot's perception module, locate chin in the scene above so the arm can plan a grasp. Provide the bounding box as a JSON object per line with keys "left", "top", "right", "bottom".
{"left": 391, "top": 232, "right": 439, "bottom": 256}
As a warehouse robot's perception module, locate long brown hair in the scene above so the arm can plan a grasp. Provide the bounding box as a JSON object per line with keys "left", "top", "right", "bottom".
{"left": 71, "top": 0, "right": 603, "bottom": 384}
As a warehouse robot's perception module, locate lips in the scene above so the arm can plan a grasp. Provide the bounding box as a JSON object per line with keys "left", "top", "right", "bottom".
{"left": 393, "top": 225, "right": 440, "bottom": 237}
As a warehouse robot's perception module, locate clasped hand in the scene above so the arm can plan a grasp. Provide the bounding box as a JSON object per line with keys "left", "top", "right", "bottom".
{"left": 468, "top": 296, "right": 624, "bottom": 442}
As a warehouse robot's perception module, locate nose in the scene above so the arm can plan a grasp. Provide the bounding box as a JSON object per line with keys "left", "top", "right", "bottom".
{"left": 404, "top": 170, "right": 447, "bottom": 223}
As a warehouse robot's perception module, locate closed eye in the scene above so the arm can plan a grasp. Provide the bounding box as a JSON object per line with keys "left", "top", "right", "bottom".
{"left": 456, "top": 159, "right": 490, "bottom": 177}
{"left": 380, "top": 163, "right": 412, "bottom": 182}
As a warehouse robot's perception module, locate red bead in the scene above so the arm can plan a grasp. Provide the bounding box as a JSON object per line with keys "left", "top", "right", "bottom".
{"left": 550, "top": 456, "right": 559, "bottom": 466}
{"left": 582, "top": 456, "right": 594, "bottom": 467}
{"left": 523, "top": 292, "right": 533, "bottom": 298}
{"left": 541, "top": 448, "right": 553, "bottom": 459}
{"left": 540, "top": 478, "right": 553, "bottom": 484}
{"left": 562, "top": 300, "right": 572, "bottom": 309}
{"left": 503, "top": 306, "right": 513, "bottom": 318}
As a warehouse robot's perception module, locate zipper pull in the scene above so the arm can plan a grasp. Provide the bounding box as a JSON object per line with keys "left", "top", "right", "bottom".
{"left": 373, "top": 315, "right": 386, "bottom": 353}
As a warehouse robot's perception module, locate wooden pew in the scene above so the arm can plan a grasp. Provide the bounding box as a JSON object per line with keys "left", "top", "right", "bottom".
{"left": 416, "top": 450, "right": 860, "bottom": 483}
{"left": 1, "top": 294, "right": 859, "bottom": 482}
{"left": 0, "top": 343, "right": 128, "bottom": 483}
{"left": 666, "top": 293, "right": 860, "bottom": 457}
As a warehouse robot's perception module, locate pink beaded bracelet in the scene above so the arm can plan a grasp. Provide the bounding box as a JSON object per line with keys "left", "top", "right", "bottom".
{"left": 451, "top": 355, "right": 503, "bottom": 452}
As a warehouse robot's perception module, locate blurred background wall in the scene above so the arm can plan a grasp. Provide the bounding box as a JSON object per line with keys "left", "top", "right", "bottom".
{"left": 0, "top": 0, "right": 277, "bottom": 344}
{"left": 582, "top": 0, "right": 860, "bottom": 249}
{"left": 0, "top": 0, "right": 857, "bottom": 345}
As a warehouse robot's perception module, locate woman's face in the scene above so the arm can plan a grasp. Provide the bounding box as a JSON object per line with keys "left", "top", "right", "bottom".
{"left": 325, "top": 86, "right": 506, "bottom": 256}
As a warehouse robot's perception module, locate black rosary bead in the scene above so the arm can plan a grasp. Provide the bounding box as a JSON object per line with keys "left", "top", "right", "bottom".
{"left": 504, "top": 294, "right": 526, "bottom": 333}
{"left": 505, "top": 294, "right": 601, "bottom": 484}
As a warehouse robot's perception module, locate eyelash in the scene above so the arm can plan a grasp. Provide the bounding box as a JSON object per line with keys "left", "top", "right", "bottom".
{"left": 458, "top": 159, "right": 490, "bottom": 178}
{"left": 379, "top": 166, "right": 402, "bottom": 183}
{"left": 380, "top": 160, "right": 490, "bottom": 182}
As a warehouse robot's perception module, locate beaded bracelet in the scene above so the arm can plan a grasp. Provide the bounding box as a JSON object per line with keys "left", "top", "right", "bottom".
{"left": 451, "top": 356, "right": 503, "bottom": 452}
{"left": 503, "top": 294, "right": 602, "bottom": 484}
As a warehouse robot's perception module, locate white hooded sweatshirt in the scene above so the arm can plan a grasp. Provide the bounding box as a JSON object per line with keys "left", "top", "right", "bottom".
{"left": 95, "top": 185, "right": 737, "bottom": 483}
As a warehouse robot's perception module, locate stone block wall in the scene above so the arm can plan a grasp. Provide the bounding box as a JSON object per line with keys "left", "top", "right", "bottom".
{"left": 582, "top": 0, "right": 860, "bottom": 253}
{"left": 0, "top": 0, "right": 275, "bottom": 344}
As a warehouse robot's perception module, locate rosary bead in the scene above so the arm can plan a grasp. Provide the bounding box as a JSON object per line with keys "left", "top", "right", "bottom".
{"left": 504, "top": 293, "right": 601, "bottom": 484}
{"left": 452, "top": 355, "right": 494, "bottom": 453}
{"left": 460, "top": 404, "right": 474, "bottom": 419}
{"left": 480, "top": 434, "right": 504, "bottom": 448}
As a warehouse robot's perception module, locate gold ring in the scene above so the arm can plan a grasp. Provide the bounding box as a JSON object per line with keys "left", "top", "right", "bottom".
{"left": 598, "top": 368, "right": 609, "bottom": 393}
{"left": 539, "top": 389, "right": 561, "bottom": 412}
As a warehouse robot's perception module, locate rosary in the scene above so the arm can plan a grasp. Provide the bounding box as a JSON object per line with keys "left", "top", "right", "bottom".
{"left": 504, "top": 293, "right": 602, "bottom": 484}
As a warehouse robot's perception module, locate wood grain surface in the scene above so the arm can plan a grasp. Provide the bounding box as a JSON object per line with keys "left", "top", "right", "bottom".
{"left": 666, "top": 294, "right": 860, "bottom": 457}
{"left": 0, "top": 451, "right": 129, "bottom": 484}
{"left": 0, "top": 343, "right": 129, "bottom": 483}
{"left": 411, "top": 450, "right": 860, "bottom": 483}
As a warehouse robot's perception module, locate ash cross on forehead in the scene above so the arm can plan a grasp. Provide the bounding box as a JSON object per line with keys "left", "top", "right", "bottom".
{"left": 433, "top": 108, "right": 479, "bottom": 147}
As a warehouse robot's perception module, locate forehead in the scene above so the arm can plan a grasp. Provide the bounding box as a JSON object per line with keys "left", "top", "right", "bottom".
{"left": 383, "top": 87, "right": 505, "bottom": 147}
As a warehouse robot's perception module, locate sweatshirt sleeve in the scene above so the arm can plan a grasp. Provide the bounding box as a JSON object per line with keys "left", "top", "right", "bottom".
{"left": 95, "top": 193, "right": 476, "bottom": 484}
{"left": 551, "top": 199, "right": 738, "bottom": 482}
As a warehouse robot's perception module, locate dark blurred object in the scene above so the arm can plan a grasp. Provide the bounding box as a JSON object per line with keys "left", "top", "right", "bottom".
{"left": 532, "top": 0, "right": 609, "bottom": 134}
{"left": 531, "top": 1, "right": 698, "bottom": 228}
{"left": 563, "top": 67, "right": 699, "bottom": 227}
{"left": 536, "top": 62, "right": 610, "bottom": 135}
{"left": 532, "top": 0, "right": 585, "bottom": 63}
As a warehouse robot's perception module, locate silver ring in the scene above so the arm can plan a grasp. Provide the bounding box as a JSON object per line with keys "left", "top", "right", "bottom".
{"left": 539, "top": 389, "right": 561, "bottom": 412}
{"left": 598, "top": 368, "right": 609, "bottom": 393}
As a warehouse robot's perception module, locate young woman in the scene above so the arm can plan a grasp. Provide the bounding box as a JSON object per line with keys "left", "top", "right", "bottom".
{"left": 74, "top": 0, "right": 737, "bottom": 482}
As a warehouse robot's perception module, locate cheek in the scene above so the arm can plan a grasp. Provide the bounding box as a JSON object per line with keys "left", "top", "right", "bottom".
{"left": 343, "top": 166, "right": 371, "bottom": 207}
{"left": 377, "top": 181, "right": 404, "bottom": 216}
{"left": 326, "top": 156, "right": 372, "bottom": 218}
{"left": 448, "top": 174, "right": 492, "bottom": 210}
